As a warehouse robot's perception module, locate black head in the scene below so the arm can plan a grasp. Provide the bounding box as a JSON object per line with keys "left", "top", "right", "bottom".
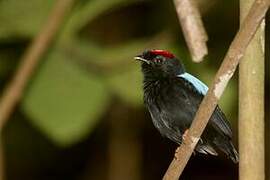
{"left": 135, "top": 50, "right": 185, "bottom": 80}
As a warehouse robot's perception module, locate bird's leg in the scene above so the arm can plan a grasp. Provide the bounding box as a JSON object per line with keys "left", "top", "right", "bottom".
{"left": 182, "top": 129, "right": 197, "bottom": 155}
{"left": 181, "top": 129, "right": 190, "bottom": 145}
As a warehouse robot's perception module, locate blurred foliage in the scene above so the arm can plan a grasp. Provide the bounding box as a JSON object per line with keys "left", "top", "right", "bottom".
{"left": 22, "top": 50, "right": 109, "bottom": 146}
{"left": 0, "top": 0, "right": 238, "bottom": 147}
{"left": 0, "top": 0, "right": 54, "bottom": 38}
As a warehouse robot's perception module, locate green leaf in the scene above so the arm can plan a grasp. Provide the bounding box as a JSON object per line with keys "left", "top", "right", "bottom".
{"left": 0, "top": 0, "right": 54, "bottom": 38}
{"left": 21, "top": 50, "right": 109, "bottom": 146}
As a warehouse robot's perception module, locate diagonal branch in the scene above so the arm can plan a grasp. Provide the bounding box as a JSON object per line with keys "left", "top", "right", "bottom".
{"left": 0, "top": 0, "right": 76, "bottom": 130}
{"left": 163, "top": 0, "right": 270, "bottom": 179}
{"left": 173, "top": 0, "right": 208, "bottom": 62}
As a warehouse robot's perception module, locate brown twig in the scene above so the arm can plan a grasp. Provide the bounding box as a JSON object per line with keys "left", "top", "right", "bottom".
{"left": 0, "top": 0, "right": 76, "bottom": 130}
{"left": 173, "top": 0, "right": 208, "bottom": 62}
{"left": 163, "top": 0, "right": 270, "bottom": 179}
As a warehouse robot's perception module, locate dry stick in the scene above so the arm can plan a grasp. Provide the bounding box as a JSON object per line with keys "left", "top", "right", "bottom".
{"left": 173, "top": 0, "right": 208, "bottom": 62}
{"left": 0, "top": 0, "right": 76, "bottom": 130}
{"left": 163, "top": 0, "right": 270, "bottom": 179}
{"left": 239, "top": 0, "right": 265, "bottom": 180}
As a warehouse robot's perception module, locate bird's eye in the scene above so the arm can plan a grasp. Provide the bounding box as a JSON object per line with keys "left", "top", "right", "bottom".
{"left": 154, "top": 56, "right": 164, "bottom": 63}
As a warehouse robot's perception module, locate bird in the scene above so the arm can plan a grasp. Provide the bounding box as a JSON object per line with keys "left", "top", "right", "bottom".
{"left": 134, "top": 49, "right": 239, "bottom": 163}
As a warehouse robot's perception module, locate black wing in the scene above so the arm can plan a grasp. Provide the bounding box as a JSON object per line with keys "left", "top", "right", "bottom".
{"left": 177, "top": 75, "right": 233, "bottom": 138}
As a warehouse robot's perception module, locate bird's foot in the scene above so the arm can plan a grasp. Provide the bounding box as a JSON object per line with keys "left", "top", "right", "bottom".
{"left": 181, "top": 129, "right": 190, "bottom": 145}
{"left": 182, "top": 129, "right": 189, "bottom": 141}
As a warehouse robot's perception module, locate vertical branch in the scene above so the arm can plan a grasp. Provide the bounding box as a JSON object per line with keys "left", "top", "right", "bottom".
{"left": 239, "top": 0, "right": 265, "bottom": 180}
{"left": 173, "top": 0, "right": 208, "bottom": 62}
{"left": 265, "top": 11, "right": 270, "bottom": 180}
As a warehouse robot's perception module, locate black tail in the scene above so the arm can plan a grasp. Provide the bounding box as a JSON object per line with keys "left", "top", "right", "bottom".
{"left": 220, "top": 141, "right": 239, "bottom": 163}
{"left": 227, "top": 142, "right": 239, "bottom": 163}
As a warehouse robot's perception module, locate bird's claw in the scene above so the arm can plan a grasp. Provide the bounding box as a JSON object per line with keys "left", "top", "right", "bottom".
{"left": 182, "top": 129, "right": 189, "bottom": 145}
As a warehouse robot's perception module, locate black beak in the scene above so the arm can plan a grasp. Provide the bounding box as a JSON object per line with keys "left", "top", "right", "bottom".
{"left": 134, "top": 55, "right": 150, "bottom": 64}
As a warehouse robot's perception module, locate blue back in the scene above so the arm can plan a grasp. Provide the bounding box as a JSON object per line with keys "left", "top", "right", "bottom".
{"left": 177, "top": 73, "right": 208, "bottom": 95}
